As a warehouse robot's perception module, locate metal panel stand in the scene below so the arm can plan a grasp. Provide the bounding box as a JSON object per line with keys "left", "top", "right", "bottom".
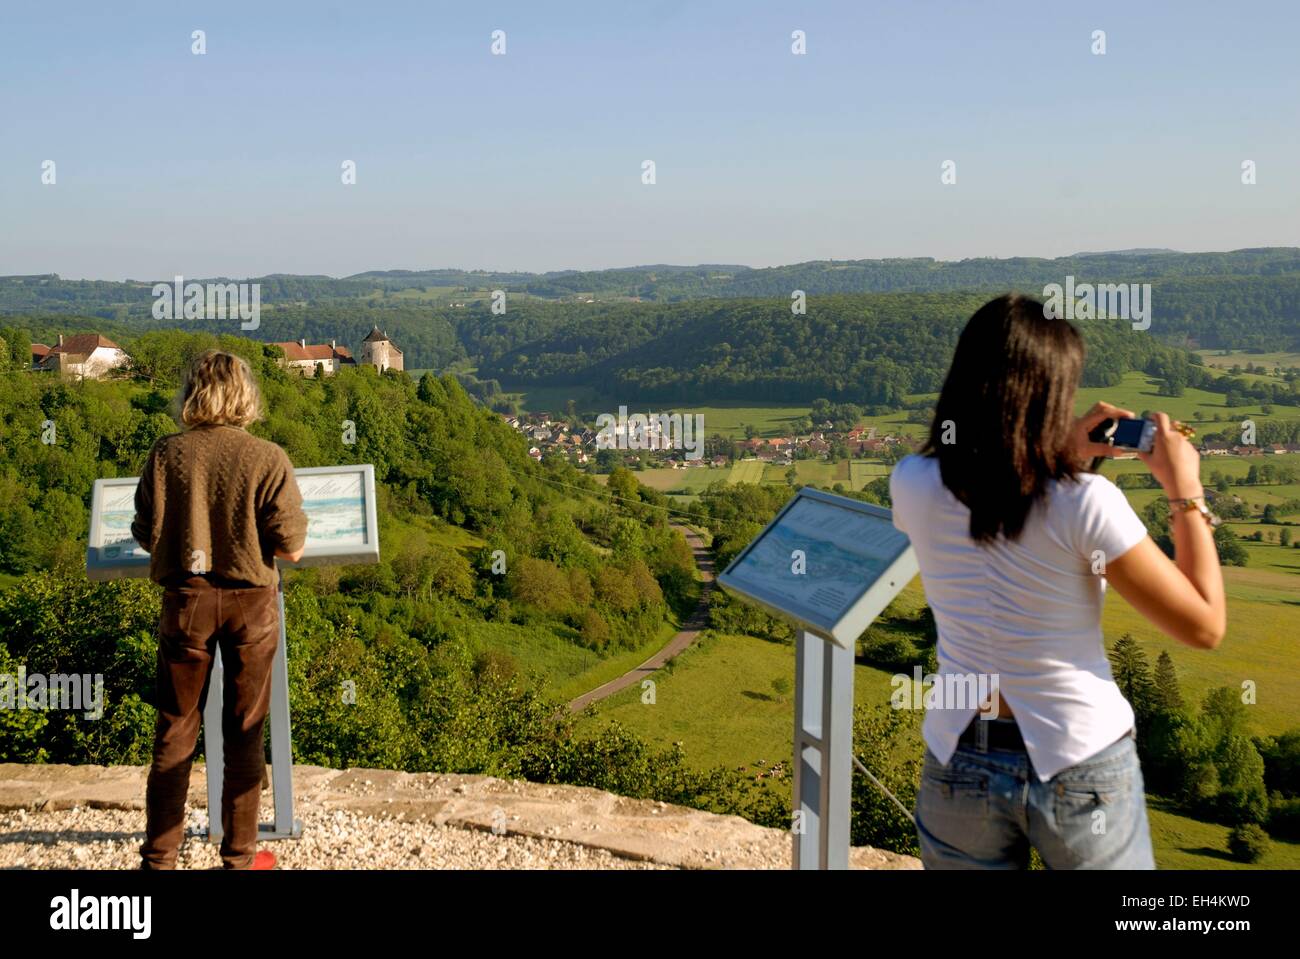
{"left": 792, "top": 629, "right": 853, "bottom": 869}
{"left": 202, "top": 577, "right": 302, "bottom": 843}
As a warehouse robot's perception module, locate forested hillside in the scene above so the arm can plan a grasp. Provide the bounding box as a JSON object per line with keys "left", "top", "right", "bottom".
{"left": 472, "top": 294, "right": 1221, "bottom": 404}
{"left": 3, "top": 248, "right": 1300, "bottom": 371}
{"left": 12, "top": 290, "right": 1294, "bottom": 410}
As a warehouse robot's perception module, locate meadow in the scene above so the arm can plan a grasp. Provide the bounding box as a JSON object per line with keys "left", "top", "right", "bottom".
{"left": 1195, "top": 349, "right": 1300, "bottom": 372}
{"left": 633, "top": 458, "right": 887, "bottom": 496}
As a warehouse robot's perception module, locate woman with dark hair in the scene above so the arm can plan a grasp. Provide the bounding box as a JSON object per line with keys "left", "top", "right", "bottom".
{"left": 890, "top": 294, "right": 1225, "bottom": 869}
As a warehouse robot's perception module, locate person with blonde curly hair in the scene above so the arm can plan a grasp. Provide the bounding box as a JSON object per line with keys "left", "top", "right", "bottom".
{"left": 132, "top": 349, "right": 307, "bottom": 870}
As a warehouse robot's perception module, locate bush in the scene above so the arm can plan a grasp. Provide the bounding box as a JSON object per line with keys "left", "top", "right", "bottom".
{"left": 579, "top": 609, "right": 611, "bottom": 650}
{"left": 859, "top": 629, "right": 919, "bottom": 672}
{"left": 1227, "top": 823, "right": 1271, "bottom": 863}
{"left": 1266, "top": 796, "right": 1300, "bottom": 841}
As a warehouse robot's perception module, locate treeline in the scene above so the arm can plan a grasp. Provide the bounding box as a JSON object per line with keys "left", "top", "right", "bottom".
{"left": 5, "top": 248, "right": 1300, "bottom": 368}
{"left": 9, "top": 247, "right": 1300, "bottom": 308}
{"left": 5, "top": 299, "right": 1299, "bottom": 409}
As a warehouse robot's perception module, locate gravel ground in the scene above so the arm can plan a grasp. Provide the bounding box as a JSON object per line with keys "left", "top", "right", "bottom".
{"left": 0, "top": 804, "right": 673, "bottom": 870}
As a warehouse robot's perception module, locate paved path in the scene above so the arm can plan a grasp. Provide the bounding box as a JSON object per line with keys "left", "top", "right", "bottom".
{"left": 566, "top": 523, "right": 715, "bottom": 713}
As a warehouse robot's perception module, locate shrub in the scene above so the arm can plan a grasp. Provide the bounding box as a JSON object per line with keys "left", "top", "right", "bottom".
{"left": 1227, "top": 823, "right": 1271, "bottom": 863}
{"left": 1266, "top": 796, "right": 1300, "bottom": 841}
{"left": 859, "top": 629, "right": 918, "bottom": 672}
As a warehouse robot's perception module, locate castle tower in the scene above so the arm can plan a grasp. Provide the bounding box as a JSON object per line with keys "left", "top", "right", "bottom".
{"left": 360, "top": 326, "right": 404, "bottom": 372}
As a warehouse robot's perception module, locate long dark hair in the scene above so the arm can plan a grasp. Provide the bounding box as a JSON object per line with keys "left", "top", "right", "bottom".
{"left": 922, "top": 294, "right": 1085, "bottom": 543}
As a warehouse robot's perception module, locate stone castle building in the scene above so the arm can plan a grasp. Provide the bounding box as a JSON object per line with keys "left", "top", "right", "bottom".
{"left": 360, "top": 327, "right": 403, "bottom": 372}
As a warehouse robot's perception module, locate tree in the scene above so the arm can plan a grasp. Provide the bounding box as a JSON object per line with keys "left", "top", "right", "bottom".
{"left": 1153, "top": 651, "right": 1184, "bottom": 713}
{"left": 2, "top": 326, "right": 31, "bottom": 370}
{"left": 506, "top": 557, "right": 570, "bottom": 613}
{"left": 1109, "top": 634, "right": 1155, "bottom": 728}
{"left": 606, "top": 466, "right": 640, "bottom": 510}
{"left": 1214, "top": 526, "right": 1249, "bottom": 567}
{"left": 1198, "top": 687, "right": 1269, "bottom": 823}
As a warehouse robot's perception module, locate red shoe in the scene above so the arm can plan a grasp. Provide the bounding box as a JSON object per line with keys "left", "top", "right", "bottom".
{"left": 250, "top": 851, "right": 277, "bottom": 870}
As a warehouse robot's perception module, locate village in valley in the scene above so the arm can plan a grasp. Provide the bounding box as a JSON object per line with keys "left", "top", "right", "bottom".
{"left": 502, "top": 408, "right": 926, "bottom": 472}
{"left": 22, "top": 327, "right": 1300, "bottom": 482}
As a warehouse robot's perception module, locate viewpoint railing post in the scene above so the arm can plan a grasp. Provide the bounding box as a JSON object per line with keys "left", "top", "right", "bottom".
{"left": 793, "top": 629, "right": 854, "bottom": 869}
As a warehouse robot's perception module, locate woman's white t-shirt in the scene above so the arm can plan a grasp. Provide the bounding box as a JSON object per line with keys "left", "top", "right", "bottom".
{"left": 889, "top": 453, "right": 1150, "bottom": 781}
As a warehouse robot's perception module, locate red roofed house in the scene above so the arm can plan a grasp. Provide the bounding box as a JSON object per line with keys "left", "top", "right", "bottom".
{"left": 271, "top": 338, "right": 356, "bottom": 376}
{"left": 36, "top": 334, "right": 130, "bottom": 379}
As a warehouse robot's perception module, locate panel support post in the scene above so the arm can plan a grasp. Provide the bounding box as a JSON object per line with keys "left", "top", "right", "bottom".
{"left": 792, "top": 629, "right": 854, "bottom": 869}
{"left": 202, "top": 574, "right": 301, "bottom": 842}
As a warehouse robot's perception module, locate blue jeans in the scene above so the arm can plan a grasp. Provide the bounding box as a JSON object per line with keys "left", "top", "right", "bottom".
{"left": 915, "top": 725, "right": 1155, "bottom": 869}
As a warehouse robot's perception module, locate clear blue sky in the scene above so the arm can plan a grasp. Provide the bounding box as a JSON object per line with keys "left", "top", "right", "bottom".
{"left": 1, "top": 0, "right": 1296, "bottom": 279}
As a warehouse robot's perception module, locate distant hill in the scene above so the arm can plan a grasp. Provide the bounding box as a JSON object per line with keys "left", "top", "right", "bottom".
{"left": 1073, "top": 248, "right": 1182, "bottom": 257}
{"left": 5, "top": 248, "right": 1300, "bottom": 312}
{"left": 3, "top": 249, "right": 1299, "bottom": 374}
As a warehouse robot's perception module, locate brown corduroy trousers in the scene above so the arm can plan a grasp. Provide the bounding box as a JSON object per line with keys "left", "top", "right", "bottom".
{"left": 140, "top": 575, "right": 280, "bottom": 870}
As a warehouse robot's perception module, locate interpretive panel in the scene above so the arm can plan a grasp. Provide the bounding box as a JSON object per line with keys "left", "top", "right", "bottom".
{"left": 718, "top": 487, "right": 917, "bottom": 648}
{"left": 87, "top": 464, "right": 379, "bottom": 580}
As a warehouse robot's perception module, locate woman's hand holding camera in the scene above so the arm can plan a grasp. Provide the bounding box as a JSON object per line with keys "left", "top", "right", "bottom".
{"left": 1072, "top": 401, "right": 1135, "bottom": 465}
{"left": 1138, "top": 411, "right": 1204, "bottom": 500}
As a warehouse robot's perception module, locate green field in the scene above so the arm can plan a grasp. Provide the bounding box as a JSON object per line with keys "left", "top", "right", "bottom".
{"left": 1103, "top": 561, "right": 1300, "bottom": 735}
{"left": 631, "top": 465, "right": 731, "bottom": 493}
{"left": 728, "top": 459, "right": 766, "bottom": 484}
{"left": 1196, "top": 349, "right": 1300, "bottom": 372}
{"left": 1148, "top": 799, "right": 1300, "bottom": 869}
{"left": 1076, "top": 371, "right": 1298, "bottom": 436}
{"left": 630, "top": 457, "right": 892, "bottom": 495}
{"left": 850, "top": 460, "right": 889, "bottom": 488}
{"left": 575, "top": 628, "right": 908, "bottom": 772}
{"left": 761, "top": 460, "right": 846, "bottom": 486}
{"left": 502, "top": 392, "right": 816, "bottom": 438}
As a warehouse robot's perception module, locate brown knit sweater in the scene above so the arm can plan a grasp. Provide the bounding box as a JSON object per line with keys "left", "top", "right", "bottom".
{"left": 131, "top": 425, "right": 308, "bottom": 587}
